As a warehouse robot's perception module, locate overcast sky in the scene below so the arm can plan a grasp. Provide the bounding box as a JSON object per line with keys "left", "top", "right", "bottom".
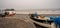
{"left": 0, "top": 0, "right": 60, "bottom": 10}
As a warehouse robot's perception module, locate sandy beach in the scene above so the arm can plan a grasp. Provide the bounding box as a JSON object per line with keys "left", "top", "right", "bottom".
{"left": 0, "top": 14, "right": 60, "bottom": 28}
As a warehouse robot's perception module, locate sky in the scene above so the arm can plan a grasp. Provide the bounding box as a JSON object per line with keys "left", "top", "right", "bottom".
{"left": 0, "top": 0, "right": 60, "bottom": 10}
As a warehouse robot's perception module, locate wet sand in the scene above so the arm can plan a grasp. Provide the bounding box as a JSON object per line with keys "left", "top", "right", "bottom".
{"left": 0, "top": 14, "right": 36, "bottom": 28}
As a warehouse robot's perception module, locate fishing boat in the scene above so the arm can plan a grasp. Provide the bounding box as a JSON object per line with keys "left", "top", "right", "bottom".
{"left": 5, "top": 9, "right": 16, "bottom": 16}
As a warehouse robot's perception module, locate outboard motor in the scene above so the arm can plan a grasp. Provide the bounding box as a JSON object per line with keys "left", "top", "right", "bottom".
{"left": 1, "top": 12, "right": 8, "bottom": 17}
{"left": 50, "top": 16, "right": 56, "bottom": 20}
{"left": 0, "top": 9, "right": 6, "bottom": 17}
